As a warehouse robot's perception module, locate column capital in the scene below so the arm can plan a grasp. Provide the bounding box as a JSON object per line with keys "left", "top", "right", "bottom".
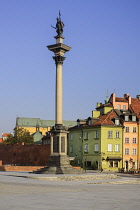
{"left": 53, "top": 56, "right": 66, "bottom": 65}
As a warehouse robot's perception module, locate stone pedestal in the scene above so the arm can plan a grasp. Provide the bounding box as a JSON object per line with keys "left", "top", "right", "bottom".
{"left": 48, "top": 155, "right": 70, "bottom": 167}
{"left": 34, "top": 124, "right": 82, "bottom": 174}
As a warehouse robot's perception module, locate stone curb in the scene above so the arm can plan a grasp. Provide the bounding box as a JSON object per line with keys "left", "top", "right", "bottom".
{"left": 25, "top": 174, "right": 119, "bottom": 181}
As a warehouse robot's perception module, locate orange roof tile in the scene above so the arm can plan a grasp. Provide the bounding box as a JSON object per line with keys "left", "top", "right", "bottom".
{"left": 115, "top": 97, "right": 128, "bottom": 102}
{"left": 70, "top": 110, "right": 118, "bottom": 129}
{"left": 130, "top": 98, "right": 140, "bottom": 119}
{"left": 2, "top": 133, "right": 11, "bottom": 137}
{"left": 93, "top": 110, "right": 117, "bottom": 126}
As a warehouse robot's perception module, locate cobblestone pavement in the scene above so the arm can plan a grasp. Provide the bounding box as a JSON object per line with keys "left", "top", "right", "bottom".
{"left": 0, "top": 171, "right": 140, "bottom": 210}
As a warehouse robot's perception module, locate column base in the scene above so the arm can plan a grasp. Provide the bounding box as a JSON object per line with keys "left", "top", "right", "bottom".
{"left": 32, "top": 155, "right": 82, "bottom": 174}
{"left": 48, "top": 155, "right": 70, "bottom": 167}
{"left": 32, "top": 166, "right": 82, "bottom": 174}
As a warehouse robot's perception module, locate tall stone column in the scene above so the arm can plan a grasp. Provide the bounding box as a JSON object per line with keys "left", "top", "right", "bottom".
{"left": 53, "top": 55, "right": 65, "bottom": 125}
{"left": 34, "top": 13, "right": 81, "bottom": 174}
{"left": 47, "top": 35, "right": 71, "bottom": 158}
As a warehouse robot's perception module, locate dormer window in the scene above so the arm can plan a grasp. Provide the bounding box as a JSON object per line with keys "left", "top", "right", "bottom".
{"left": 125, "top": 115, "right": 129, "bottom": 121}
{"left": 77, "top": 121, "right": 80, "bottom": 127}
{"left": 115, "top": 119, "right": 119, "bottom": 125}
{"left": 88, "top": 120, "right": 91, "bottom": 125}
{"left": 132, "top": 116, "right": 136, "bottom": 122}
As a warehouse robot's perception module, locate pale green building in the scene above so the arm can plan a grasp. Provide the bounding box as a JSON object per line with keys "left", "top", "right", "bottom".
{"left": 68, "top": 110, "right": 123, "bottom": 171}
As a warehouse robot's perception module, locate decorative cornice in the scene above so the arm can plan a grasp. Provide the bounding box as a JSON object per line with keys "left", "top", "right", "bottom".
{"left": 53, "top": 56, "right": 66, "bottom": 65}
{"left": 51, "top": 124, "right": 68, "bottom": 132}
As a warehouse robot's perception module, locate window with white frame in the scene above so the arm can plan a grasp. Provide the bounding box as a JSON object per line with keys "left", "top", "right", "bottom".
{"left": 70, "top": 134, "right": 73, "bottom": 140}
{"left": 132, "top": 138, "right": 136, "bottom": 144}
{"left": 108, "top": 144, "right": 112, "bottom": 151}
{"left": 123, "top": 105, "right": 126, "bottom": 110}
{"left": 118, "top": 105, "right": 121, "bottom": 110}
{"left": 133, "top": 127, "right": 137, "bottom": 133}
{"left": 70, "top": 145, "right": 73, "bottom": 153}
{"left": 94, "top": 143, "right": 99, "bottom": 152}
{"left": 125, "top": 127, "right": 129, "bottom": 132}
{"left": 95, "top": 131, "right": 99, "bottom": 139}
{"left": 84, "top": 144, "right": 88, "bottom": 152}
{"left": 115, "top": 144, "right": 120, "bottom": 152}
{"left": 132, "top": 148, "right": 137, "bottom": 155}
{"left": 125, "top": 115, "right": 129, "bottom": 121}
{"left": 125, "top": 138, "right": 129, "bottom": 143}
{"left": 132, "top": 116, "right": 136, "bottom": 122}
{"left": 108, "top": 131, "right": 113, "bottom": 138}
{"left": 85, "top": 132, "right": 88, "bottom": 139}
{"left": 115, "top": 119, "right": 119, "bottom": 125}
{"left": 116, "top": 131, "right": 120, "bottom": 138}
{"left": 125, "top": 148, "right": 129, "bottom": 155}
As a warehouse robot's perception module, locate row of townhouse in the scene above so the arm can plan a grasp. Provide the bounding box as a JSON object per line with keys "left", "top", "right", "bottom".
{"left": 68, "top": 93, "right": 140, "bottom": 171}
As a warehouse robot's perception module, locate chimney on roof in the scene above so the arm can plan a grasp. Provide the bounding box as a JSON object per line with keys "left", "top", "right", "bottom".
{"left": 112, "top": 93, "right": 115, "bottom": 105}
{"left": 136, "top": 95, "right": 140, "bottom": 100}
{"left": 124, "top": 93, "right": 131, "bottom": 105}
{"left": 124, "top": 93, "right": 129, "bottom": 99}
{"left": 108, "top": 93, "right": 115, "bottom": 105}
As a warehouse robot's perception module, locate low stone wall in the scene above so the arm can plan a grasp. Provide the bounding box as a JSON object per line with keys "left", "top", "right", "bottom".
{"left": 0, "top": 143, "right": 50, "bottom": 166}
{"left": 0, "top": 165, "right": 45, "bottom": 172}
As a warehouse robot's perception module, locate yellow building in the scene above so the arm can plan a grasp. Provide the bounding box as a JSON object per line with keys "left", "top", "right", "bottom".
{"left": 16, "top": 117, "right": 77, "bottom": 143}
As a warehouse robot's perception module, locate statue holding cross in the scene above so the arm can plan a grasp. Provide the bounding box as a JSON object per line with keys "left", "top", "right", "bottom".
{"left": 51, "top": 11, "right": 65, "bottom": 36}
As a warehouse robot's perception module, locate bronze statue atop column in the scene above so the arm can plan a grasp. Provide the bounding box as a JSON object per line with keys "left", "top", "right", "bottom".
{"left": 51, "top": 11, "right": 65, "bottom": 36}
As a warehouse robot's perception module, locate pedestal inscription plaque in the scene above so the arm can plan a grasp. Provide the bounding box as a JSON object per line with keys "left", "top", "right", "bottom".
{"left": 53, "top": 136, "right": 59, "bottom": 153}
{"left": 61, "top": 136, "right": 65, "bottom": 153}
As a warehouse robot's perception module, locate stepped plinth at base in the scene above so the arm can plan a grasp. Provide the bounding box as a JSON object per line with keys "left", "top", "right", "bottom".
{"left": 32, "top": 155, "right": 82, "bottom": 174}
{"left": 33, "top": 166, "right": 82, "bottom": 174}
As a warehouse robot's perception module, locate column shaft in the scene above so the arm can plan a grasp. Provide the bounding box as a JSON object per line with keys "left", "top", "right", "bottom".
{"left": 56, "top": 63, "right": 63, "bottom": 124}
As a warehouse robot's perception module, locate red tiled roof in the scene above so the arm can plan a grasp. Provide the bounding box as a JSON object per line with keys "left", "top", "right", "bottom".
{"left": 93, "top": 110, "right": 117, "bottom": 126}
{"left": 130, "top": 98, "right": 140, "bottom": 119}
{"left": 2, "top": 133, "right": 11, "bottom": 137}
{"left": 69, "top": 110, "right": 119, "bottom": 129}
{"left": 115, "top": 97, "right": 128, "bottom": 102}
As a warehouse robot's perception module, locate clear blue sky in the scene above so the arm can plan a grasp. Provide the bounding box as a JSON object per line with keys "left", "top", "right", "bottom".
{"left": 0, "top": 0, "right": 140, "bottom": 135}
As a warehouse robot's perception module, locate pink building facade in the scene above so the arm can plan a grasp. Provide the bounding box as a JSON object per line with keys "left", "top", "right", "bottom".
{"left": 109, "top": 93, "right": 138, "bottom": 170}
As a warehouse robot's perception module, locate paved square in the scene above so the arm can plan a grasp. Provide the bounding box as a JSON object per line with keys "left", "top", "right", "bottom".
{"left": 0, "top": 172, "right": 140, "bottom": 210}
